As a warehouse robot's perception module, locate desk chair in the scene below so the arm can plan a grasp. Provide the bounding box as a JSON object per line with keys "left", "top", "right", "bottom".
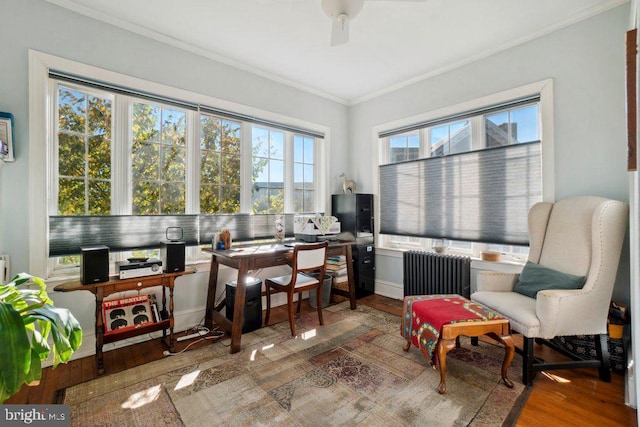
{"left": 264, "top": 241, "right": 329, "bottom": 337}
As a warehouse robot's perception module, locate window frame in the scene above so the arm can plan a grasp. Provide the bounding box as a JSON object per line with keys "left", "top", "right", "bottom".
{"left": 374, "top": 79, "right": 554, "bottom": 259}
{"left": 29, "top": 50, "right": 329, "bottom": 280}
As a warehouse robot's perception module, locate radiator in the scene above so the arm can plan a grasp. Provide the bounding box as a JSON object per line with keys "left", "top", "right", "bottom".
{"left": 403, "top": 251, "right": 471, "bottom": 298}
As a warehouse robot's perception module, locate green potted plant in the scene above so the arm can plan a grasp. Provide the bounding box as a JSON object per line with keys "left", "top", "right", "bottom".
{"left": 0, "top": 273, "right": 82, "bottom": 403}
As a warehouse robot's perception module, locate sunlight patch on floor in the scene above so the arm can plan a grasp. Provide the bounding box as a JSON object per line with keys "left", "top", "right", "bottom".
{"left": 122, "top": 385, "right": 161, "bottom": 409}
{"left": 301, "top": 329, "right": 317, "bottom": 340}
{"left": 541, "top": 371, "right": 571, "bottom": 383}
{"left": 174, "top": 370, "right": 201, "bottom": 390}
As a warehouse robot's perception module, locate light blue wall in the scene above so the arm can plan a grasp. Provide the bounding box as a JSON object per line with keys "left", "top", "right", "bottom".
{"left": 348, "top": 4, "right": 632, "bottom": 303}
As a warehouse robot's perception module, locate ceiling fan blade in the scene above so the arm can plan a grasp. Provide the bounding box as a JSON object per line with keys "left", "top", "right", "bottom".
{"left": 330, "top": 17, "right": 349, "bottom": 46}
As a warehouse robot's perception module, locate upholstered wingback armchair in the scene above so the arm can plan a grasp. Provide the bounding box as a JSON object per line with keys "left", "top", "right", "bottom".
{"left": 471, "top": 196, "right": 628, "bottom": 385}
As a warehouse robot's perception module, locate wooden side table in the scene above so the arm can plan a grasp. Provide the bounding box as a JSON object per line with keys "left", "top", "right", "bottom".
{"left": 54, "top": 270, "right": 192, "bottom": 375}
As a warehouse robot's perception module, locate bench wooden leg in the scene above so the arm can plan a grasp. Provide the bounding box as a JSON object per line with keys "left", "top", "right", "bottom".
{"left": 403, "top": 340, "right": 412, "bottom": 352}
{"left": 487, "top": 332, "right": 515, "bottom": 388}
{"left": 436, "top": 337, "right": 457, "bottom": 394}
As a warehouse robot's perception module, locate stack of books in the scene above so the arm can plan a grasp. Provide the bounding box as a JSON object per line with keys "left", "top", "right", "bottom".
{"left": 326, "top": 255, "right": 349, "bottom": 291}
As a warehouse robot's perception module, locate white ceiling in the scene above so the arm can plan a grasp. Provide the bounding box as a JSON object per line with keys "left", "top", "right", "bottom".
{"left": 47, "top": 0, "right": 626, "bottom": 105}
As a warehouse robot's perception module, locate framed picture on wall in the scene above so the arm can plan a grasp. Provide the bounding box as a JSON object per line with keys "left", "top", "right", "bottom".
{"left": 0, "top": 112, "right": 15, "bottom": 162}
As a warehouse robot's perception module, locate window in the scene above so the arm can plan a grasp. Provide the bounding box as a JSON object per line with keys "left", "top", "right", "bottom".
{"left": 293, "top": 135, "right": 315, "bottom": 212}
{"left": 377, "top": 80, "right": 553, "bottom": 259}
{"left": 132, "top": 103, "right": 187, "bottom": 215}
{"left": 200, "top": 116, "right": 241, "bottom": 214}
{"left": 36, "top": 56, "right": 326, "bottom": 277}
{"left": 57, "top": 85, "right": 112, "bottom": 215}
{"left": 430, "top": 120, "right": 471, "bottom": 156}
{"left": 252, "top": 127, "right": 284, "bottom": 214}
{"left": 389, "top": 133, "right": 420, "bottom": 162}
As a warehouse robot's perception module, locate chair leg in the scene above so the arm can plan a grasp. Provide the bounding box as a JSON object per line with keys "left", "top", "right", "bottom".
{"left": 264, "top": 287, "right": 271, "bottom": 326}
{"left": 523, "top": 337, "right": 535, "bottom": 386}
{"left": 296, "top": 292, "right": 302, "bottom": 314}
{"left": 316, "top": 286, "right": 324, "bottom": 326}
{"left": 287, "top": 292, "right": 297, "bottom": 337}
{"left": 595, "top": 333, "right": 612, "bottom": 382}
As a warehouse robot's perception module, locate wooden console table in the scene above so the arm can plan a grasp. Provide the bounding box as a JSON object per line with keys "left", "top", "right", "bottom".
{"left": 54, "top": 270, "right": 192, "bottom": 375}
{"left": 203, "top": 241, "right": 357, "bottom": 354}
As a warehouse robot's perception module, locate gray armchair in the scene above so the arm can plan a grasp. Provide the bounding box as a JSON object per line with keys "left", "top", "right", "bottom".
{"left": 471, "top": 196, "right": 628, "bottom": 385}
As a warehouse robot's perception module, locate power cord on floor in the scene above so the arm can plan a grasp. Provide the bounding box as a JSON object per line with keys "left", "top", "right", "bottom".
{"left": 163, "top": 328, "right": 225, "bottom": 356}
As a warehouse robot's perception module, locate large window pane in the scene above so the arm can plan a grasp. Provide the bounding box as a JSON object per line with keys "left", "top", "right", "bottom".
{"left": 57, "top": 85, "right": 112, "bottom": 216}
{"left": 450, "top": 120, "right": 471, "bottom": 154}
{"left": 510, "top": 105, "right": 539, "bottom": 143}
{"left": 252, "top": 126, "right": 285, "bottom": 214}
{"left": 293, "top": 135, "right": 315, "bottom": 212}
{"left": 430, "top": 125, "right": 448, "bottom": 156}
{"left": 132, "top": 102, "right": 186, "bottom": 214}
{"left": 486, "top": 103, "right": 539, "bottom": 147}
{"left": 199, "top": 115, "right": 241, "bottom": 214}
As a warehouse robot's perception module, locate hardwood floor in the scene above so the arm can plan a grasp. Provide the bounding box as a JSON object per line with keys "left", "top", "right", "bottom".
{"left": 5, "top": 295, "right": 637, "bottom": 426}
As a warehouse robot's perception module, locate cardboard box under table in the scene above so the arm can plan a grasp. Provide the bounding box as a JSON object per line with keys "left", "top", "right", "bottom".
{"left": 401, "top": 294, "right": 515, "bottom": 394}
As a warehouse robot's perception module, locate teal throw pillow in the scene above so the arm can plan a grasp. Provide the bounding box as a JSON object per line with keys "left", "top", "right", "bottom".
{"left": 513, "top": 261, "right": 586, "bottom": 298}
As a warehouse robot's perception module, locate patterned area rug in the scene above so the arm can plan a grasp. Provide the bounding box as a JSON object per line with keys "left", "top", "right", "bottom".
{"left": 63, "top": 302, "right": 528, "bottom": 426}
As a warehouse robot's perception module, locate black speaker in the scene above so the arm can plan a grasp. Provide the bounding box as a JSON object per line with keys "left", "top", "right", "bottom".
{"left": 226, "top": 277, "right": 262, "bottom": 333}
{"left": 160, "top": 241, "right": 185, "bottom": 273}
{"left": 81, "top": 245, "right": 109, "bottom": 285}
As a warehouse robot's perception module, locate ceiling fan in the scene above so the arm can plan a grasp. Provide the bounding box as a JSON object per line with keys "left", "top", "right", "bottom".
{"left": 321, "top": 0, "right": 427, "bottom": 46}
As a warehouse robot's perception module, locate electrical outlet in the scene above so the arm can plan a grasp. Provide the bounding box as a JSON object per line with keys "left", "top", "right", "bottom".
{"left": 0, "top": 254, "right": 9, "bottom": 284}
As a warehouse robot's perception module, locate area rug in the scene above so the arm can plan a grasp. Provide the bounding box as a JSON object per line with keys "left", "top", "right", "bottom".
{"left": 62, "top": 302, "right": 528, "bottom": 426}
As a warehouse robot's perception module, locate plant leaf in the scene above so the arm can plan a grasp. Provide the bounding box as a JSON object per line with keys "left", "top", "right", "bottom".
{"left": 0, "top": 377, "right": 11, "bottom": 404}
{"left": 24, "top": 348, "right": 42, "bottom": 386}
{"left": 31, "top": 306, "right": 83, "bottom": 365}
{"left": 0, "top": 303, "right": 31, "bottom": 399}
{"left": 30, "top": 327, "right": 51, "bottom": 361}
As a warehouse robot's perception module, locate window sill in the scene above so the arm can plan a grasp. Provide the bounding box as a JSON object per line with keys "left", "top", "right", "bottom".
{"left": 376, "top": 245, "right": 526, "bottom": 267}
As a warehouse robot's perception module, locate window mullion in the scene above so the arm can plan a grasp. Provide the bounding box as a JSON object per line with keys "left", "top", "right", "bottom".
{"left": 419, "top": 128, "right": 428, "bottom": 158}
{"left": 186, "top": 110, "right": 199, "bottom": 214}
{"left": 112, "top": 96, "right": 131, "bottom": 215}
{"left": 240, "top": 122, "right": 253, "bottom": 213}
{"left": 284, "top": 132, "right": 294, "bottom": 213}
{"left": 48, "top": 82, "right": 60, "bottom": 216}
{"left": 471, "top": 116, "right": 484, "bottom": 151}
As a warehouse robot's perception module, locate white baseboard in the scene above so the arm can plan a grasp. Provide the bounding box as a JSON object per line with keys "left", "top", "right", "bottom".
{"left": 374, "top": 279, "right": 403, "bottom": 300}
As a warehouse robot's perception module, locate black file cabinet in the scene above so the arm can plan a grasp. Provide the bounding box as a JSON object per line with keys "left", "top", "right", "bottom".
{"left": 353, "top": 244, "right": 375, "bottom": 298}
{"left": 332, "top": 194, "right": 375, "bottom": 298}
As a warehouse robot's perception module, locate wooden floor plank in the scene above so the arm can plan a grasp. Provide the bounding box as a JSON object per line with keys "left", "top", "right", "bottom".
{"left": 3, "top": 294, "right": 637, "bottom": 426}
{"left": 80, "top": 356, "right": 96, "bottom": 383}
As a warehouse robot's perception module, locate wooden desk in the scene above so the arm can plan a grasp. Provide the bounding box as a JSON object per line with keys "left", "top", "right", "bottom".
{"left": 54, "top": 270, "right": 193, "bottom": 375}
{"left": 203, "top": 241, "right": 357, "bottom": 353}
